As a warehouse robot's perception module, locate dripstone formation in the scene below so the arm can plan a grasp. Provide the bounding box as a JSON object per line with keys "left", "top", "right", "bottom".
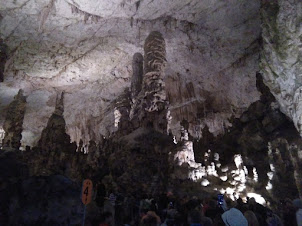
{"left": 131, "top": 31, "right": 168, "bottom": 133}
{"left": 142, "top": 31, "right": 167, "bottom": 112}
{"left": 130, "top": 52, "right": 144, "bottom": 99}
{"left": 0, "top": 39, "right": 8, "bottom": 82}
{"left": 37, "top": 92, "right": 76, "bottom": 152}
{"left": 0, "top": 18, "right": 302, "bottom": 224}
{"left": 3, "top": 90, "right": 26, "bottom": 150}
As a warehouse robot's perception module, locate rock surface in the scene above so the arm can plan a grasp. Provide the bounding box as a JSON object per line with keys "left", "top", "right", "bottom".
{"left": 0, "top": 0, "right": 302, "bottom": 224}
{"left": 2, "top": 90, "right": 26, "bottom": 150}
{"left": 260, "top": 0, "right": 302, "bottom": 135}
{"left": 0, "top": 0, "right": 261, "bottom": 147}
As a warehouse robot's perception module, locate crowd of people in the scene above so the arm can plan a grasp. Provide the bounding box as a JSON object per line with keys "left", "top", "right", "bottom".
{"left": 95, "top": 189, "right": 302, "bottom": 226}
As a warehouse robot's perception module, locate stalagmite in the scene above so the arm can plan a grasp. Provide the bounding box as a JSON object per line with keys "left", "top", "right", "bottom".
{"left": 3, "top": 90, "right": 26, "bottom": 149}
{"left": 0, "top": 39, "right": 8, "bottom": 82}
{"left": 37, "top": 92, "right": 76, "bottom": 152}
{"left": 130, "top": 52, "right": 143, "bottom": 99}
{"left": 144, "top": 31, "right": 166, "bottom": 75}
{"left": 142, "top": 31, "right": 167, "bottom": 112}
{"left": 129, "top": 31, "right": 168, "bottom": 132}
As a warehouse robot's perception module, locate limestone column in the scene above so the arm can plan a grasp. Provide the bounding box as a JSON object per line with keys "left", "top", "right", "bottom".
{"left": 289, "top": 144, "right": 302, "bottom": 198}
{"left": 3, "top": 90, "right": 26, "bottom": 149}
{"left": 142, "top": 31, "right": 167, "bottom": 112}
{"left": 0, "top": 39, "right": 8, "bottom": 82}
{"left": 130, "top": 31, "right": 168, "bottom": 132}
{"left": 37, "top": 92, "right": 76, "bottom": 152}
{"left": 131, "top": 52, "right": 143, "bottom": 99}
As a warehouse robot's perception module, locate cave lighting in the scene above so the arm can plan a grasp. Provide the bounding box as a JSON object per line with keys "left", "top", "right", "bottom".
{"left": 0, "top": 127, "right": 5, "bottom": 149}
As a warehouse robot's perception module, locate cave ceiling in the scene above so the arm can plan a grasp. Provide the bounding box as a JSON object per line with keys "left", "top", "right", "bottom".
{"left": 0, "top": 0, "right": 263, "bottom": 148}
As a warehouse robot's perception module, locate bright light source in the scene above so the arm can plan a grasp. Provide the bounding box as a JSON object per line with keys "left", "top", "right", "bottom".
{"left": 266, "top": 182, "right": 273, "bottom": 190}
{"left": 234, "top": 154, "right": 243, "bottom": 169}
{"left": 247, "top": 193, "right": 266, "bottom": 205}
{"left": 173, "top": 136, "right": 178, "bottom": 144}
{"left": 253, "top": 167, "right": 258, "bottom": 182}
{"left": 220, "top": 175, "right": 228, "bottom": 181}
{"left": 201, "top": 179, "right": 210, "bottom": 186}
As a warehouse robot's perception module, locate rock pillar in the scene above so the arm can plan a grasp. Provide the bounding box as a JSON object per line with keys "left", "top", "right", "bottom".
{"left": 3, "top": 90, "right": 26, "bottom": 149}
{"left": 0, "top": 39, "right": 8, "bottom": 82}
{"left": 131, "top": 52, "right": 143, "bottom": 99}
{"left": 37, "top": 92, "right": 76, "bottom": 152}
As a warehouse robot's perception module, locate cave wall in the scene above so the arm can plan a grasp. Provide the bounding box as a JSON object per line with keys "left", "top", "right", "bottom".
{"left": 260, "top": 0, "right": 302, "bottom": 135}
{"left": 0, "top": 2, "right": 301, "bottom": 224}
{"left": 0, "top": 0, "right": 261, "bottom": 148}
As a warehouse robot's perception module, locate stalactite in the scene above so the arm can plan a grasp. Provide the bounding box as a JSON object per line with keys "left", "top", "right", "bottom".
{"left": 69, "top": 3, "right": 101, "bottom": 24}
{"left": 135, "top": 0, "right": 140, "bottom": 11}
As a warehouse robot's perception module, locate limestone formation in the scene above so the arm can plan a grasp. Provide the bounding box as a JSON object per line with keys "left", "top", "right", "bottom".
{"left": 0, "top": 0, "right": 261, "bottom": 145}
{"left": 260, "top": 0, "right": 302, "bottom": 135}
{"left": 142, "top": 31, "right": 167, "bottom": 112}
{"left": 129, "top": 31, "right": 169, "bottom": 133}
{"left": 131, "top": 53, "right": 143, "bottom": 99}
{"left": 0, "top": 1, "right": 302, "bottom": 224}
{"left": 0, "top": 39, "right": 8, "bottom": 82}
{"left": 144, "top": 31, "right": 167, "bottom": 75}
{"left": 289, "top": 144, "right": 302, "bottom": 198}
{"left": 3, "top": 90, "right": 26, "bottom": 149}
{"left": 37, "top": 92, "right": 76, "bottom": 152}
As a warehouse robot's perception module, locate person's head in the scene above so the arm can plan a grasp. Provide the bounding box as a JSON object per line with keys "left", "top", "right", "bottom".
{"left": 237, "top": 197, "right": 243, "bottom": 205}
{"left": 284, "top": 198, "right": 293, "bottom": 208}
{"left": 221, "top": 208, "right": 248, "bottom": 226}
{"left": 293, "top": 199, "right": 302, "bottom": 211}
{"left": 244, "top": 210, "right": 259, "bottom": 226}
{"left": 248, "top": 197, "right": 256, "bottom": 205}
{"left": 208, "top": 199, "right": 217, "bottom": 209}
{"left": 101, "top": 212, "right": 113, "bottom": 224}
{"left": 168, "top": 201, "right": 174, "bottom": 209}
{"left": 123, "top": 215, "right": 131, "bottom": 225}
{"left": 141, "top": 211, "right": 160, "bottom": 226}
{"left": 188, "top": 209, "right": 201, "bottom": 224}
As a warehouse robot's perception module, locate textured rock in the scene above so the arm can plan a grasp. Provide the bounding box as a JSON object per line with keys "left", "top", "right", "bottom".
{"left": 0, "top": 38, "right": 8, "bottom": 82}
{"left": 3, "top": 0, "right": 302, "bottom": 223}
{"left": 20, "top": 90, "right": 56, "bottom": 149}
{"left": 3, "top": 90, "right": 26, "bottom": 149}
{"left": 131, "top": 52, "right": 143, "bottom": 99}
{"left": 191, "top": 74, "right": 300, "bottom": 204}
{"left": 143, "top": 31, "right": 167, "bottom": 112}
{"left": 37, "top": 92, "right": 76, "bottom": 152}
{"left": 260, "top": 0, "right": 302, "bottom": 135}
{"left": 130, "top": 31, "right": 168, "bottom": 133}
{"left": 0, "top": 0, "right": 261, "bottom": 147}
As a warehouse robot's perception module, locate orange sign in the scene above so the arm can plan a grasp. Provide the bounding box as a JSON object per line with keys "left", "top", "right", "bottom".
{"left": 81, "top": 179, "right": 93, "bottom": 205}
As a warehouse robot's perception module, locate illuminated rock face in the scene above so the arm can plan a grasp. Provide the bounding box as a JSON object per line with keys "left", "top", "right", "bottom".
{"left": 0, "top": 1, "right": 302, "bottom": 219}
{"left": 260, "top": 0, "right": 302, "bottom": 135}
{"left": 0, "top": 0, "right": 261, "bottom": 148}
{"left": 142, "top": 31, "right": 167, "bottom": 112}
{"left": 130, "top": 31, "right": 168, "bottom": 132}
